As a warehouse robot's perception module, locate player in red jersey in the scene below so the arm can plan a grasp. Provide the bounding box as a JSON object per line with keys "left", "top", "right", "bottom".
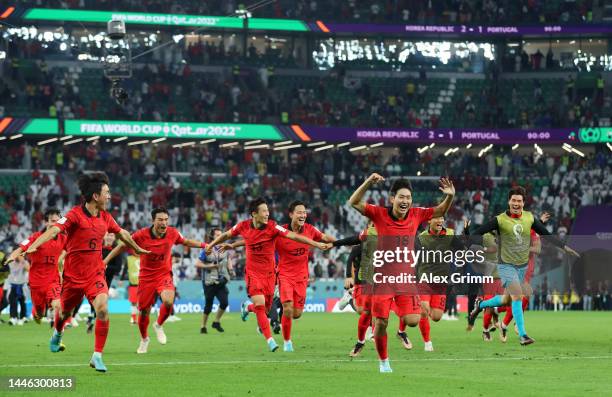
{"left": 206, "top": 197, "right": 329, "bottom": 352}
{"left": 274, "top": 200, "right": 335, "bottom": 352}
{"left": 103, "top": 207, "right": 206, "bottom": 354}
{"left": 349, "top": 174, "right": 455, "bottom": 373}
{"left": 24, "top": 173, "right": 149, "bottom": 372}
{"left": 5, "top": 208, "right": 67, "bottom": 325}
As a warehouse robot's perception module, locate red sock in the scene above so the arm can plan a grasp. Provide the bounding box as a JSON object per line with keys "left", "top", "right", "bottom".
{"left": 281, "top": 315, "right": 292, "bottom": 342}
{"left": 398, "top": 318, "right": 406, "bottom": 332}
{"left": 247, "top": 304, "right": 255, "bottom": 313}
{"left": 157, "top": 304, "right": 171, "bottom": 326}
{"left": 94, "top": 319, "right": 110, "bottom": 353}
{"left": 54, "top": 311, "right": 68, "bottom": 333}
{"left": 138, "top": 314, "right": 149, "bottom": 339}
{"left": 357, "top": 312, "right": 371, "bottom": 342}
{"left": 483, "top": 310, "right": 492, "bottom": 329}
{"left": 419, "top": 316, "right": 431, "bottom": 342}
{"left": 522, "top": 296, "right": 529, "bottom": 311}
{"left": 503, "top": 305, "right": 513, "bottom": 326}
{"left": 253, "top": 305, "right": 272, "bottom": 339}
{"left": 373, "top": 334, "right": 388, "bottom": 360}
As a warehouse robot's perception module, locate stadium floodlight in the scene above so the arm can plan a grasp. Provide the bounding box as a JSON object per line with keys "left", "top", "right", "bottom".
{"left": 336, "top": 142, "right": 351, "bottom": 148}
{"left": 219, "top": 141, "right": 239, "bottom": 148}
{"left": 417, "top": 171, "right": 422, "bottom": 176}
{"left": 245, "top": 144, "right": 270, "bottom": 150}
{"left": 607, "top": 142, "right": 612, "bottom": 152}
{"left": 113, "top": 136, "right": 128, "bottom": 142}
{"left": 444, "top": 148, "right": 453, "bottom": 156}
{"left": 200, "top": 139, "right": 216, "bottom": 144}
{"left": 313, "top": 144, "right": 335, "bottom": 152}
{"left": 127, "top": 140, "right": 149, "bottom": 146}
{"left": 86, "top": 136, "right": 100, "bottom": 142}
{"left": 571, "top": 147, "right": 585, "bottom": 157}
{"left": 429, "top": 143, "right": 436, "bottom": 148}
{"left": 370, "top": 143, "right": 384, "bottom": 148}
{"left": 512, "top": 144, "right": 520, "bottom": 150}
{"left": 37, "top": 137, "right": 58, "bottom": 146}
{"left": 417, "top": 145, "right": 429, "bottom": 154}
{"left": 9, "top": 134, "right": 23, "bottom": 140}
{"left": 533, "top": 143, "right": 543, "bottom": 155}
{"left": 307, "top": 141, "right": 327, "bottom": 147}
{"left": 244, "top": 140, "right": 262, "bottom": 145}
{"left": 152, "top": 137, "right": 166, "bottom": 143}
{"left": 273, "top": 140, "right": 293, "bottom": 146}
{"left": 273, "top": 144, "right": 302, "bottom": 151}
{"left": 0, "top": 136, "right": 5, "bottom": 141}
{"left": 172, "top": 141, "right": 195, "bottom": 148}
{"left": 63, "top": 138, "right": 83, "bottom": 146}
{"left": 59, "top": 135, "right": 74, "bottom": 141}
{"left": 349, "top": 145, "right": 368, "bottom": 152}
{"left": 466, "top": 143, "right": 472, "bottom": 149}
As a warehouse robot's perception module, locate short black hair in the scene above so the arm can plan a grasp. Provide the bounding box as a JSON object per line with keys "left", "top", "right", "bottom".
{"left": 151, "top": 207, "right": 169, "bottom": 220}
{"left": 77, "top": 172, "right": 110, "bottom": 202}
{"left": 249, "top": 197, "right": 267, "bottom": 216}
{"left": 390, "top": 179, "right": 412, "bottom": 196}
{"left": 43, "top": 208, "right": 61, "bottom": 222}
{"left": 508, "top": 186, "right": 527, "bottom": 200}
{"left": 288, "top": 200, "right": 306, "bottom": 213}
{"left": 207, "top": 227, "right": 222, "bottom": 242}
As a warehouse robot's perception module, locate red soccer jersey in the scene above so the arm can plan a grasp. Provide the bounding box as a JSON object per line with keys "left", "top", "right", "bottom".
{"left": 132, "top": 226, "right": 185, "bottom": 282}
{"left": 55, "top": 205, "right": 121, "bottom": 281}
{"left": 20, "top": 231, "right": 67, "bottom": 288}
{"left": 230, "top": 219, "right": 289, "bottom": 276}
{"left": 364, "top": 204, "right": 434, "bottom": 266}
{"left": 276, "top": 223, "right": 323, "bottom": 279}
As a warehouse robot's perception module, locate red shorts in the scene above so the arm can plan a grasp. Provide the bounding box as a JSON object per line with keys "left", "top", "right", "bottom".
{"left": 128, "top": 285, "right": 138, "bottom": 304}
{"left": 483, "top": 278, "right": 505, "bottom": 297}
{"left": 31, "top": 282, "right": 61, "bottom": 315}
{"left": 61, "top": 273, "right": 108, "bottom": 313}
{"left": 246, "top": 272, "right": 275, "bottom": 307}
{"left": 353, "top": 284, "right": 372, "bottom": 312}
{"left": 372, "top": 294, "right": 421, "bottom": 319}
{"left": 278, "top": 275, "right": 307, "bottom": 310}
{"left": 138, "top": 275, "right": 174, "bottom": 311}
{"left": 420, "top": 294, "right": 447, "bottom": 311}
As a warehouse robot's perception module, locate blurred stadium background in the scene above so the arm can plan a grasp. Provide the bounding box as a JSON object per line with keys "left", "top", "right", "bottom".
{"left": 0, "top": 0, "right": 611, "bottom": 318}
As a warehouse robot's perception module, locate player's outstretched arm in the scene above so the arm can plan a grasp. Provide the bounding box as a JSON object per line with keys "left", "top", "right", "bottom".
{"left": 4, "top": 246, "right": 24, "bottom": 265}
{"left": 115, "top": 229, "right": 151, "bottom": 255}
{"left": 206, "top": 230, "right": 233, "bottom": 255}
{"left": 332, "top": 235, "right": 361, "bottom": 247}
{"left": 24, "top": 226, "right": 61, "bottom": 255}
{"left": 182, "top": 238, "right": 206, "bottom": 249}
{"left": 104, "top": 241, "right": 127, "bottom": 267}
{"left": 321, "top": 233, "right": 336, "bottom": 243}
{"left": 531, "top": 219, "right": 580, "bottom": 258}
{"left": 349, "top": 173, "right": 385, "bottom": 215}
{"left": 286, "top": 231, "right": 328, "bottom": 250}
{"left": 432, "top": 177, "right": 456, "bottom": 217}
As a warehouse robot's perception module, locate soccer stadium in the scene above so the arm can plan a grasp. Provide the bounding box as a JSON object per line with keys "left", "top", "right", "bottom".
{"left": 0, "top": 1, "right": 611, "bottom": 395}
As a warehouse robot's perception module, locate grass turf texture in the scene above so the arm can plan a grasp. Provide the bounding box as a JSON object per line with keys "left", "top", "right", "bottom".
{"left": 1, "top": 311, "right": 611, "bottom": 396}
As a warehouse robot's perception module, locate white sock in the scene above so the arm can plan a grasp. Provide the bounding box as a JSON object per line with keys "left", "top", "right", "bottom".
{"left": 92, "top": 352, "right": 102, "bottom": 359}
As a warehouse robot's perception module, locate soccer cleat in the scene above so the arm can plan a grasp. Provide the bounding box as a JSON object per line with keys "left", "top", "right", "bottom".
{"left": 468, "top": 297, "right": 483, "bottom": 325}
{"left": 130, "top": 317, "right": 136, "bottom": 325}
{"left": 466, "top": 323, "right": 474, "bottom": 332}
{"left": 9, "top": 318, "right": 17, "bottom": 326}
{"left": 153, "top": 323, "right": 167, "bottom": 345}
{"left": 86, "top": 321, "right": 94, "bottom": 334}
{"left": 89, "top": 354, "right": 107, "bottom": 372}
{"left": 520, "top": 335, "right": 535, "bottom": 346}
{"left": 338, "top": 288, "right": 353, "bottom": 310}
{"left": 379, "top": 359, "right": 393, "bottom": 373}
{"left": 482, "top": 330, "right": 492, "bottom": 342}
{"left": 267, "top": 338, "right": 279, "bottom": 352}
{"left": 424, "top": 341, "right": 434, "bottom": 351}
{"left": 500, "top": 327, "right": 508, "bottom": 343}
{"left": 349, "top": 342, "right": 365, "bottom": 357}
{"left": 272, "top": 322, "right": 281, "bottom": 335}
{"left": 34, "top": 316, "right": 42, "bottom": 325}
{"left": 240, "top": 301, "right": 250, "bottom": 322}
{"left": 397, "top": 331, "right": 413, "bottom": 350}
{"left": 200, "top": 327, "right": 207, "bottom": 334}
{"left": 283, "top": 340, "right": 294, "bottom": 352}
{"left": 70, "top": 317, "right": 79, "bottom": 328}
{"left": 136, "top": 337, "right": 150, "bottom": 354}
{"left": 211, "top": 322, "right": 224, "bottom": 333}
{"left": 49, "top": 331, "right": 64, "bottom": 352}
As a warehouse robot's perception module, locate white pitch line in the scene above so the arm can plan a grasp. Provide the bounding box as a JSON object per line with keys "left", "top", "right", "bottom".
{"left": 1, "top": 355, "right": 611, "bottom": 369}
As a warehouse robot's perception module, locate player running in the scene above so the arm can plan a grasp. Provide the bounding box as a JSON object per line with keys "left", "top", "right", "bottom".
{"left": 273, "top": 201, "right": 335, "bottom": 352}
{"left": 349, "top": 174, "right": 455, "bottom": 373}
{"left": 468, "top": 187, "right": 579, "bottom": 345}
{"left": 5, "top": 208, "right": 66, "bottom": 325}
{"left": 103, "top": 207, "right": 206, "bottom": 354}
{"left": 24, "top": 173, "right": 150, "bottom": 372}
{"left": 206, "top": 197, "right": 329, "bottom": 352}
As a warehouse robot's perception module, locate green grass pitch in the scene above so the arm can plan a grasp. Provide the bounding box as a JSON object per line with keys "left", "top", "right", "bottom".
{"left": 1, "top": 312, "right": 611, "bottom": 396}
